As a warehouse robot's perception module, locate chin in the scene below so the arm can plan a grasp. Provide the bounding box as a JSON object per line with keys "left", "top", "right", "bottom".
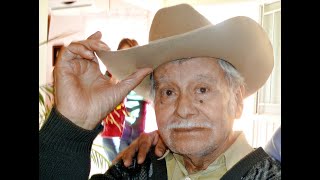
{"left": 168, "top": 139, "right": 215, "bottom": 157}
{"left": 161, "top": 129, "right": 216, "bottom": 155}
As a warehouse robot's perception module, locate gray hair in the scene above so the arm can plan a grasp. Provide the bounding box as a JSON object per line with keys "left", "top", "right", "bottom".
{"left": 218, "top": 59, "right": 245, "bottom": 116}
{"left": 149, "top": 58, "right": 245, "bottom": 114}
{"left": 217, "top": 59, "right": 245, "bottom": 91}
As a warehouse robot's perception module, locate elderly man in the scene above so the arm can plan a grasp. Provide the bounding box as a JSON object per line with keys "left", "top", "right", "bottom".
{"left": 39, "top": 3, "right": 281, "bottom": 180}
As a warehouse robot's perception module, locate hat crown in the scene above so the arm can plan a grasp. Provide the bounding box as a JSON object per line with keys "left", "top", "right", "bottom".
{"left": 149, "top": 4, "right": 212, "bottom": 42}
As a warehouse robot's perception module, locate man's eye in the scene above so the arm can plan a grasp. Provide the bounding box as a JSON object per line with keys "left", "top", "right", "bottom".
{"left": 166, "top": 90, "right": 173, "bottom": 96}
{"left": 197, "top": 87, "right": 207, "bottom": 94}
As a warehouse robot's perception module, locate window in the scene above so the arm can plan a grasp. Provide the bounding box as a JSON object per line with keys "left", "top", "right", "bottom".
{"left": 233, "top": 1, "right": 281, "bottom": 148}
{"left": 249, "top": 0, "right": 281, "bottom": 148}
{"left": 257, "top": 1, "right": 281, "bottom": 116}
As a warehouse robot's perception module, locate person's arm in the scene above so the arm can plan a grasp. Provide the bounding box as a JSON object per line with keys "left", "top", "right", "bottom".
{"left": 39, "top": 107, "right": 102, "bottom": 179}
{"left": 39, "top": 31, "right": 152, "bottom": 179}
{"left": 113, "top": 130, "right": 168, "bottom": 167}
{"left": 91, "top": 146, "right": 167, "bottom": 180}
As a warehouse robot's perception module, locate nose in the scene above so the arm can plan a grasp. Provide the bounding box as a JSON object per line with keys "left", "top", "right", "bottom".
{"left": 175, "top": 93, "right": 198, "bottom": 119}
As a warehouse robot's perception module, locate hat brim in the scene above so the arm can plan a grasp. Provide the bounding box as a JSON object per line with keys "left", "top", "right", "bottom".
{"left": 96, "top": 16, "right": 274, "bottom": 99}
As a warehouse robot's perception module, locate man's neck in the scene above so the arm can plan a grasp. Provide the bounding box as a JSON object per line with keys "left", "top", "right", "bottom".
{"left": 182, "top": 131, "right": 240, "bottom": 174}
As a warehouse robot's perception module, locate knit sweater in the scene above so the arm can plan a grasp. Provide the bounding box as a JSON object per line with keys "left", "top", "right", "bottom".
{"left": 39, "top": 107, "right": 281, "bottom": 180}
{"left": 91, "top": 147, "right": 281, "bottom": 180}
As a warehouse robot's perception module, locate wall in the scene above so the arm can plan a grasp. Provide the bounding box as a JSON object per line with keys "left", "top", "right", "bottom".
{"left": 46, "top": 15, "right": 86, "bottom": 83}
{"left": 40, "top": 0, "right": 153, "bottom": 84}
{"left": 39, "top": 0, "right": 48, "bottom": 86}
{"left": 40, "top": 0, "right": 109, "bottom": 86}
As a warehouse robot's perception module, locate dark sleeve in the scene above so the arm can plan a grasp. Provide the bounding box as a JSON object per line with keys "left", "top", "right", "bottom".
{"left": 90, "top": 155, "right": 152, "bottom": 180}
{"left": 39, "top": 107, "right": 103, "bottom": 180}
{"left": 90, "top": 146, "right": 167, "bottom": 180}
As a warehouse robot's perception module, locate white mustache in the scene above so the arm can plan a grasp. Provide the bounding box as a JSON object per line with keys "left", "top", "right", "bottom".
{"left": 166, "top": 121, "right": 211, "bottom": 129}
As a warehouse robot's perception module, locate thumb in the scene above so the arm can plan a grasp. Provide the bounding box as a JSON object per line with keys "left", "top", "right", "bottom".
{"left": 116, "top": 67, "right": 153, "bottom": 98}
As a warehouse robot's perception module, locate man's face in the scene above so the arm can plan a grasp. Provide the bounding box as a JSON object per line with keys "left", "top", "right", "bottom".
{"left": 153, "top": 57, "right": 240, "bottom": 156}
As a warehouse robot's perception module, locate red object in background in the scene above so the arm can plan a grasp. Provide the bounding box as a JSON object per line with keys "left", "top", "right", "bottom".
{"left": 101, "top": 100, "right": 128, "bottom": 138}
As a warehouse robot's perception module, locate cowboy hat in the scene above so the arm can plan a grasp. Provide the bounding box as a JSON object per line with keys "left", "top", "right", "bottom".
{"left": 96, "top": 3, "right": 274, "bottom": 99}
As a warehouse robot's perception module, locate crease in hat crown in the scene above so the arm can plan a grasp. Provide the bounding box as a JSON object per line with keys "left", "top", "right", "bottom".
{"left": 149, "top": 3, "right": 212, "bottom": 42}
{"left": 96, "top": 3, "right": 274, "bottom": 100}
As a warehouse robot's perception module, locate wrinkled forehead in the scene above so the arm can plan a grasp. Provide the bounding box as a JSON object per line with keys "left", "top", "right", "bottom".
{"left": 153, "top": 57, "right": 223, "bottom": 79}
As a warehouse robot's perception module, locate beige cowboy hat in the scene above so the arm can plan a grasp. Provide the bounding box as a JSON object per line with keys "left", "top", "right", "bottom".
{"left": 96, "top": 3, "right": 274, "bottom": 99}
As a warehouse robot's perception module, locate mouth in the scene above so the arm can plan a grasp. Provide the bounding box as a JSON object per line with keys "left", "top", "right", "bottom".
{"left": 172, "top": 127, "right": 208, "bottom": 132}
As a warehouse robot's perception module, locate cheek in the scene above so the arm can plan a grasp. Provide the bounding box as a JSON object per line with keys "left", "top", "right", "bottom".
{"left": 200, "top": 101, "right": 224, "bottom": 119}
{"left": 155, "top": 102, "right": 174, "bottom": 128}
{"left": 199, "top": 100, "right": 233, "bottom": 131}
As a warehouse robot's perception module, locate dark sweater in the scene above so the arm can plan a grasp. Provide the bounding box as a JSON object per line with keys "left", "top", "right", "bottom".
{"left": 40, "top": 107, "right": 281, "bottom": 180}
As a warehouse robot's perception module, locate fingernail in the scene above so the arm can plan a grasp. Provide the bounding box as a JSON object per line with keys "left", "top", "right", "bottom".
{"left": 138, "top": 157, "right": 143, "bottom": 164}
{"left": 124, "top": 161, "right": 131, "bottom": 167}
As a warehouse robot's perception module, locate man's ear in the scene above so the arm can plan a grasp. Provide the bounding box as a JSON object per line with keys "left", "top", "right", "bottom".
{"left": 235, "top": 85, "right": 245, "bottom": 119}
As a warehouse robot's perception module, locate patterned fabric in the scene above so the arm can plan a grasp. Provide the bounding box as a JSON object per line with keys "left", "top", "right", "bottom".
{"left": 90, "top": 147, "right": 167, "bottom": 180}
{"left": 92, "top": 147, "right": 281, "bottom": 180}
{"left": 101, "top": 70, "right": 129, "bottom": 138}
{"left": 242, "top": 157, "right": 281, "bottom": 180}
{"left": 101, "top": 101, "right": 128, "bottom": 138}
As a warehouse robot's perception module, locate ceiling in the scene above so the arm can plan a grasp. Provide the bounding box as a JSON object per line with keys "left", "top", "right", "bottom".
{"left": 49, "top": 0, "right": 279, "bottom": 13}
{"left": 123, "top": 0, "right": 263, "bottom": 12}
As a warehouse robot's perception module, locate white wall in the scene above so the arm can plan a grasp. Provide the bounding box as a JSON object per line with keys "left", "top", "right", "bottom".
{"left": 39, "top": 0, "right": 48, "bottom": 86}
{"left": 196, "top": 1, "right": 261, "bottom": 23}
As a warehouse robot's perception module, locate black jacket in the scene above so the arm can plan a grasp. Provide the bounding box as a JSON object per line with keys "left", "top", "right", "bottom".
{"left": 40, "top": 107, "right": 281, "bottom": 180}
{"left": 91, "top": 147, "right": 281, "bottom": 180}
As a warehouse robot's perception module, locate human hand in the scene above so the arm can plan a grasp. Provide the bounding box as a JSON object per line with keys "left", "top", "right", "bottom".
{"left": 113, "top": 130, "right": 168, "bottom": 167}
{"left": 53, "top": 31, "right": 152, "bottom": 130}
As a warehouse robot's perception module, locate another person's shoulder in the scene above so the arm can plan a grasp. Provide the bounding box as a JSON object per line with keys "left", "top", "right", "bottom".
{"left": 264, "top": 126, "right": 281, "bottom": 162}
{"left": 100, "top": 146, "right": 166, "bottom": 179}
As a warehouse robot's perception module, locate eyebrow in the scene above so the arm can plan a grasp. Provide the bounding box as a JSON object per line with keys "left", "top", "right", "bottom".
{"left": 153, "top": 76, "right": 168, "bottom": 89}
{"left": 155, "top": 76, "right": 169, "bottom": 83}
